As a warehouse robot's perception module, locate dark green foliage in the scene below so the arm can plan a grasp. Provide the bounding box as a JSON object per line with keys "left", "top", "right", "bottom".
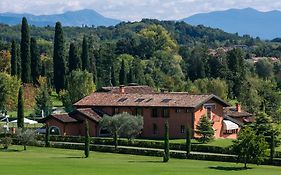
{"left": 68, "top": 43, "right": 81, "bottom": 72}
{"left": 110, "top": 65, "right": 116, "bottom": 86}
{"left": 35, "top": 85, "right": 53, "bottom": 117}
{"left": 226, "top": 49, "right": 245, "bottom": 98}
{"left": 45, "top": 124, "right": 50, "bottom": 147}
{"left": 119, "top": 59, "right": 126, "bottom": 85}
{"left": 196, "top": 115, "right": 214, "bottom": 143}
{"left": 255, "top": 59, "right": 273, "bottom": 79}
{"left": 90, "top": 54, "right": 97, "bottom": 84}
{"left": 232, "top": 126, "right": 268, "bottom": 168}
{"left": 59, "top": 90, "right": 74, "bottom": 113}
{"left": 186, "top": 127, "right": 191, "bottom": 156}
{"left": 53, "top": 22, "right": 66, "bottom": 93}
{"left": 81, "top": 36, "right": 89, "bottom": 71}
{"left": 17, "top": 46, "right": 21, "bottom": 78}
{"left": 11, "top": 40, "right": 17, "bottom": 76}
{"left": 20, "top": 17, "right": 31, "bottom": 83}
{"left": 30, "top": 37, "right": 41, "bottom": 85}
{"left": 84, "top": 120, "right": 90, "bottom": 158}
{"left": 270, "top": 132, "right": 275, "bottom": 163}
{"left": 163, "top": 121, "right": 170, "bottom": 162}
{"left": 17, "top": 86, "right": 24, "bottom": 129}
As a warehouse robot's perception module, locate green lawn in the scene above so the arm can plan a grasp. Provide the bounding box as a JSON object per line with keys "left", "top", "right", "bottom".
{"left": 0, "top": 146, "right": 281, "bottom": 175}
{"left": 51, "top": 91, "right": 63, "bottom": 107}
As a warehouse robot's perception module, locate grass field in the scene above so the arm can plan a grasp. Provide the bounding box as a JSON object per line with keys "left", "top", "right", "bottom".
{"left": 0, "top": 146, "right": 281, "bottom": 175}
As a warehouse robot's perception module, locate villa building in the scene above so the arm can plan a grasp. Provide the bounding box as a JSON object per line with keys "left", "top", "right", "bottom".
{"left": 42, "top": 85, "right": 252, "bottom": 139}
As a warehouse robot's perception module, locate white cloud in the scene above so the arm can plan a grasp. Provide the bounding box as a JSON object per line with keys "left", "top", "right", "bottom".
{"left": 0, "top": 0, "right": 281, "bottom": 21}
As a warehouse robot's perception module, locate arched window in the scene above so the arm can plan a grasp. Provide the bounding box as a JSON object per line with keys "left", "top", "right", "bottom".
{"left": 49, "top": 126, "right": 60, "bottom": 135}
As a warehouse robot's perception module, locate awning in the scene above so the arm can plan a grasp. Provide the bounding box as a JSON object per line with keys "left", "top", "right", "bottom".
{"left": 223, "top": 120, "right": 239, "bottom": 130}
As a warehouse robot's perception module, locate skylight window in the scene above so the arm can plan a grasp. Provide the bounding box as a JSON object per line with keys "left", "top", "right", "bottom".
{"left": 135, "top": 98, "right": 145, "bottom": 102}
{"left": 146, "top": 98, "right": 153, "bottom": 102}
{"left": 118, "top": 98, "right": 128, "bottom": 102}
{"left": 161, "top": 99, "right": 172, "bottom": 103}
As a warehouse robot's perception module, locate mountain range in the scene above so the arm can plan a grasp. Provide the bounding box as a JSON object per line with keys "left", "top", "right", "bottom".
{"left": 183, "top": 8, "right": 281, "bottom": 39}
{"left": 0, "top": 9, "right": 121, "bottom": 27}
{"left": 1, "top": 8, "right": 281, "bottom": 39}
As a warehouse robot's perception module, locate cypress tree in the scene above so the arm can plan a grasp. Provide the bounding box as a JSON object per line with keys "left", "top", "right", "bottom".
{"left": 119, "top": 59, "right": 126, "bottom": 85}
{"left": 81, "top": 36, "right": 89, "bottom": 71}
{"left": 114, "top": 130, "right": 118, "bottom": 150}
{"left": 17, "top": 86, "right": 24, "bottom": 129}
{"left": 30, "top": 37, "right": 41, "bottom": 85}
{"left": 84, "top": 120, "right": 90, "bottom": 158}
{"left": 45, "top": 124, "right": 50, "bottom": 147}
{"left": 163, "top": 121, "right": 170, "bottom": 162}
{"left": 128, "top": 67, "right": 134, "bottom": 84}
{"left": 91, "top": 54, "right": 97, "bottom": 84}
{"left": 11, "top": 40, "right": 17, "bottom": 76}
{"left": 17, "top": 45, "right": 22, "bottom": 78}
{"left": 186, "top": 127, "right": 191, "bottom": 156}
{"left": 68, "top": 43, "right": 81, "bottom": 72}
{"left": 110, "top": 65, "right": 116, "bottom": 86}
{"left": 20, "top": 17, "right": 31, "bottom": 83}
{"left": 53, "top": 22, "right": 66, "bottom": 93}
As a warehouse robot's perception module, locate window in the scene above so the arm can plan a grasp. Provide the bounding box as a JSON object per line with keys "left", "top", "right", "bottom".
{"left": 223, "top": 129, "right": 239, "bottom": 134}
{"left": 118, "top": 98, "right": 128, "bottom": 102}
{"left": 180, "top": 125, "right": 185, "bottom": 134}
{"left": 135, "top": 98, "right": 145, "bottom": 102}
{"left": 153, "top": 124, "right": 158, "bottom": 134}
{"left": 176, "top": 108, "right": 181, "bottom": 113}
{"left": 146, "top": 98, "right": 153, "bottom": 102}
{"left": 163, "top": 108, "right": 169, "bottom": 118}
{"left": 114, "top": 108, "right": 119, "bottom": 114}
{"left": 152, "top": 108, "right": 158, "bottom": 118}
{"left": 206, "top": 107, "right": 212, "bottom": 119}
{"left": 161, "top": 99, "right": 172, "bottom": 103}
{"left": 135, "top": 108, "right": 142, "bottom": 116}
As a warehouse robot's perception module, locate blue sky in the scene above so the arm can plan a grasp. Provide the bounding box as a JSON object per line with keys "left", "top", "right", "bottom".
{"left": 1, "top": 0, "right": 281, "bottom": 21}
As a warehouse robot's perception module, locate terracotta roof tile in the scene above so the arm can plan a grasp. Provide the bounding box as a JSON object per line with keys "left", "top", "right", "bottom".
{"left": 225, "top": 107, "right": 252, "bottom": 117}
{"left": 76, "top": 108, "right": 102, "bottom": 122}
{"left": 74, "top": 92, "right": 228, "bottom": 108}
{"left": 100, "top": 85, "right": 155, "bottom": 94}
{"left": 50, "top": 114, "right": 78, "bottom": 123}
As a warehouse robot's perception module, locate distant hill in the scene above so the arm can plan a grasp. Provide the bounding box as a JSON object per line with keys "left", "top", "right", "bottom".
{"left": 0, "top": 9, "right": 121, "bottom": 27}
{"left": 182, "top": 8, "right": 281, "bottom": 39}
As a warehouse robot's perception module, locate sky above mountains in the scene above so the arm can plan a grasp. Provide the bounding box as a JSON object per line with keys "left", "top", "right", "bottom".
{"left": 1, "top": 0, "right": 281, "bottom": 21}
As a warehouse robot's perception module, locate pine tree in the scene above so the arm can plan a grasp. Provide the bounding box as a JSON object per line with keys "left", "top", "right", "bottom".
{"left": 68, "top": 43, "right": 81, "bottom": 72}
{"left": 17, "top": 86, "right": 24, "bottom": 129}
{"left": 186, "top": 127, "right": 191, "bottom": 156}
{"left": 11, "top": 40, "right": 17, "bottom": 76}
{"left": 84, "top": 120, "right": 90, "bottom": 158}
{"left": 30, "top": 37, "right": 41, "bottom": 85}
{"left": 196, "top": 115, "right": 214, "bottom": 143}
{"left": 110, "top": 65, "right": 116, "bottom": 86}
{"left": 119, "top": 59, "right": 126, "bottom": 85}
{"left": 163, "top": 121, "right": 170, "bottom": 162}
{"left": 53, "top": 22, "right": 66, "bottom": 93}
{"left": 81, "top": 36, "right": 89, "bottom": 71}
{"left": 45, "top": 124, "right": 50, "bottom": 147}
{"left": 20, "top": 17, "right": 31, "bottom": 83}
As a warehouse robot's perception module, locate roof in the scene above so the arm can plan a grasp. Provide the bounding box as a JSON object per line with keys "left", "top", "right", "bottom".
{"left": 76, "top": 108, "right": 102, "bottom": 122}
{"left": 74, "top": 92, "right": 229, "bottom": 108}
{"left": 225, "top": 107, "right": 252, "bottom": 117}
{"left": 100, "top": 85, "right": 155, "bottom": 94}
{"left": 43, "top": 114, "right": 79, "bottom": 123}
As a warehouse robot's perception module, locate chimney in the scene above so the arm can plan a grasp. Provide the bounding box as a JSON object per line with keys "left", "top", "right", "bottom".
{"left": 119, "top": 85, "right": 125, "bottom": 94}
{"left": 236, "top": 103, "right": 241, "bottom": 112}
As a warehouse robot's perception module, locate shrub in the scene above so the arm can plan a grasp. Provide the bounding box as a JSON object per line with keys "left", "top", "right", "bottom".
{"left": 0, "top": 136, "right": 12, "bottom": 149}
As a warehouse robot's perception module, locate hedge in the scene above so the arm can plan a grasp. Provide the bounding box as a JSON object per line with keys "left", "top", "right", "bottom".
{"left": 36, "top": 135, "right": 233, "bottom": 154}
{"left": 34, "top": 141, "right": 281, "bottom": 166}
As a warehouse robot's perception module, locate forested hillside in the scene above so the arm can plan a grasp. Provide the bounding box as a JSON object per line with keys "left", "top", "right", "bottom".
{"left": 0, "top": 19, "right": 280, "bottom": 121}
